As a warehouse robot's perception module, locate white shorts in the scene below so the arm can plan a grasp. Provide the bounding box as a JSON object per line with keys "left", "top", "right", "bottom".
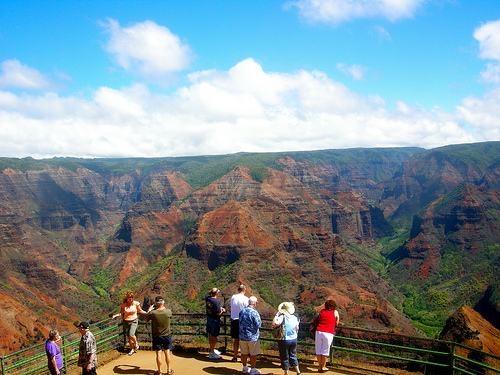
{"left": 240, "top": 340, "right": 260, "bottom": 356}
{"left": 315, "top": 331, "right": 334, "bottom": 356}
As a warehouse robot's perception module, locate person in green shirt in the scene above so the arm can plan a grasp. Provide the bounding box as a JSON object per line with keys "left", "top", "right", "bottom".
{"left": 145, "top": 296, "right": 174, "bottom": 375}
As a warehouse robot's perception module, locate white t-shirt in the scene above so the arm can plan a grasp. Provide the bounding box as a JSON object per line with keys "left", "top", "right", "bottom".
{"left": 230, "top": 293, "right": 249, "bottom": 320}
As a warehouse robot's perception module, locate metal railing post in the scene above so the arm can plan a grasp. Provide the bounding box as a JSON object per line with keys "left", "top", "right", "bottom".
{"left": 450, "top": 342, "right": 456, "bottom": 375}
{"left": 62, "top": 335, "right": 67, "bottom": 375}
{"left": 223, "top": 315, "right": 228, "bottom": 352}
{"left": 330, "top": 339, "right": 333, "bottom": 364}
{"left": 122, "top": 324, "right": 126, "bottom": 349}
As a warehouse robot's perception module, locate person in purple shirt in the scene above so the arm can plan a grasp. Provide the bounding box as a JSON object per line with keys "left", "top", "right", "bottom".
{"left": 45, "top": 329, "right": 64, "bottom": 375}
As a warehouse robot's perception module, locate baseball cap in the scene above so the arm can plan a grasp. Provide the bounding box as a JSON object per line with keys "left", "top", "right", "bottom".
{"left": 77, "top": 321, "right": 90, "bottom": 329}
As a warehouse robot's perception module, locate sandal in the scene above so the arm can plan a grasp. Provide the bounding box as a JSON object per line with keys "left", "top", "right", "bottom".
{"left": 167, "top": 370, "right": 174, "bottom": 375}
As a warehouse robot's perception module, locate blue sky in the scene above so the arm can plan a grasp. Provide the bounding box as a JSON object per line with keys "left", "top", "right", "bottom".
{"left": 1, "top": 0, "right": 499, "bottom": 158}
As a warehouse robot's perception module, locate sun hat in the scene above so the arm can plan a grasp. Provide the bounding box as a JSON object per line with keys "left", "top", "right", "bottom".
{"left": 278, "top": 302, "right": 295, "bottom": 315}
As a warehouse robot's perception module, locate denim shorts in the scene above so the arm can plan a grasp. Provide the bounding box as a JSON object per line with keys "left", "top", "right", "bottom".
{"left": 152, "top": 335, "right": 172, "bottom": 351}
{"left": 206, "top": 316, "right": 221, "bottom": 337}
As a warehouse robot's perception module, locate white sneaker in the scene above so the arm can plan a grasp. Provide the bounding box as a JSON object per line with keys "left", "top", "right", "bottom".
{"left": 249, "top": 369, "right": 261, "bottom": 375}
{"left": 214, "top": 349, "right": 221, "bottom": 355}
{"left": 208, "top": 352, "right": 221, "bottom": 359}
{"left": 242, "top": 366, "right": 249, "bottom": 373}
{"left": 128, "top": 349, "right": 135, "bottom": 356}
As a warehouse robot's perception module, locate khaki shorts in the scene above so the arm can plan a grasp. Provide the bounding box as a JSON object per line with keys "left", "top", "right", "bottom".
{"left": 123, "top": 319, "right": 138, "bottom": 337}
{"left": 240, "top": 340, "right": 260, "bottom": 356}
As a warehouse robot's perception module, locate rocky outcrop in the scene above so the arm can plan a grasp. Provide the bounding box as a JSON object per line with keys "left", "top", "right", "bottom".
{"left": 440, "top": 305, "right": 500, "bottom": 356}
{"left": 474, "top": 283, "right": 500, "bottom": 330}
{"left": 0, "top": 167, "right": 124, "bottom": 235}
{"left": 178, "top": 167, "right": 412, "bottom": 332}
{"left": 379, "top": 143, "right": 499, "bottom": 220}
{"left": 278, "top": 147, "right": 422, "bottom": 199}
{"left": 389, "top": 184, "right": 500, "bottom": 281}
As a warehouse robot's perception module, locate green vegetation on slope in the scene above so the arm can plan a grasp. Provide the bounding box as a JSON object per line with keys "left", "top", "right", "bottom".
{"left": 0, "top": 147, "right": 424, "bottom": 191}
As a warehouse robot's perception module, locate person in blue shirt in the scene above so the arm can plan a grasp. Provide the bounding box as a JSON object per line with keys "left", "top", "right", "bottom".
{"left": 272, "top": 302, "right": 301, "bottom": 375}
{"left": 239, "top": 296, "right": 261, "bottom": 375}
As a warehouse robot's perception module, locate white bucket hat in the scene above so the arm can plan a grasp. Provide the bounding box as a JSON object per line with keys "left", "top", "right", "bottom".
{"left": 278, "top": 302, "right": 295, "bottom": 315}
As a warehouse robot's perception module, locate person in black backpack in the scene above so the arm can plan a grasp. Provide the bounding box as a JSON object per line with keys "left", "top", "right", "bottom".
{"left": 205, "top": 288, "right": 226, "bottom": 359}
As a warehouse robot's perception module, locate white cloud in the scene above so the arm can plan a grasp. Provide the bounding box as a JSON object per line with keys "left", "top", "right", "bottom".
{"left": 337, "top": 63, "right": 367, "bottom": 80}
{"left": 456, "top": 87, "right": 500, "bottom": 140}
{"left": 474, "top": 20, "right": 500, "bottom": 84}
{"left": 480, "top": 63, "right": 500, "bottom": 84}
{"left": 433, "top": 18, "right": 500, "bottom": 144}
{"left": 0, "top": 58, "right": 487, "bottom": 159}
{"left": 286, "top": 0, "right": 425, "bottom": 24}
{"left": 474, "top": 19, "right": 500, "bottom": 60}
{"left": 102, "top": 18, "right": 193, "bottom": 80}
{"left": 0, "top": 60, "right": 54, "bottom": 90}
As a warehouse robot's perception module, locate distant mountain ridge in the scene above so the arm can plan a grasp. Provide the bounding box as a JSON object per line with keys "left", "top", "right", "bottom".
{"left": 0, "top": 143, "right": 499, "bottom": 354}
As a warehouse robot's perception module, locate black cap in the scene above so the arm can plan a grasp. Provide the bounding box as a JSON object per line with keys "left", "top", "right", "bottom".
{"left": 77, "top": 321, "right": 90, "bottom": 329}
{"left": 155, "top": 296, "right": 164, "bottom": 303}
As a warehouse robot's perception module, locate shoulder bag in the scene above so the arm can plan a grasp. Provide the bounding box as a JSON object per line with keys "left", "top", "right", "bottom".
{"left": 272, "top": 314, "right": 286, "bottom": 340}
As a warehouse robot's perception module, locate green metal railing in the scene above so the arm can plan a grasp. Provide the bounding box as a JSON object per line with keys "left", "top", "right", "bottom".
{"left": 328, "top": 326, "right": 500, "bottom": 375}
{"left": 1, "top": 315, "right": 499, "bottom": 375}
{"left": 0, "top": 319, "right": 120, "bottom": 375}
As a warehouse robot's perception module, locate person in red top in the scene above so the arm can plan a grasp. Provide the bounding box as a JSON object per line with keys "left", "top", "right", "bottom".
{"left": 112, "top": 290, "right": 148, "bottom": 356}
{"left": 314, "top": 300, "right": 340, "bottom": 372}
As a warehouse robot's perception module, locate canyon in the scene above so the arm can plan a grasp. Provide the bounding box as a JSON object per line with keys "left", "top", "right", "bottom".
{"left": 0, "top": 143, "right": 499, "bottom": 355}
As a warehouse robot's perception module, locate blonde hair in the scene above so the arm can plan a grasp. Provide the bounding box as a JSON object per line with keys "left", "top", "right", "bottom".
{"left": 122, "top": 290, "right": 134, "bottom": 303}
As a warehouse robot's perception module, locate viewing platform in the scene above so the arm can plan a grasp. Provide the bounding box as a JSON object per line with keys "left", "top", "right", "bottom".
{"left": 95, "top": 349, "right": 349, "bottom": 375}
{"left": 1, "top": 315, "right": 499, "bottom": 375}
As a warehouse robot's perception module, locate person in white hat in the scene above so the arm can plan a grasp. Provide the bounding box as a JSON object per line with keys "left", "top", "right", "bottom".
{"left": 272, "top": 302, "right": 301, "bottom": 375}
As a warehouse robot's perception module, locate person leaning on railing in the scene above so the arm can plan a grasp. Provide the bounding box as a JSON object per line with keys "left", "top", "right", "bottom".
{"left": 313, "top": 300, "right": 340, "bottom": 373}
{"left": 205, "top": 287, "right": 226, "bottom": 359}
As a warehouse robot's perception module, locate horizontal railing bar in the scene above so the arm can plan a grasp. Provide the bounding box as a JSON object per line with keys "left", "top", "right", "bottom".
{"left": 334, "top": 346, "right": 449, "bottom": 368}
{"left": 336, "top": 336, "right": 450, "bottom": 356}
{"left": 451, "top": 366, "right": 482, "bottom": 375}
{"left": 454, "top": 353, "right": 500, "bottom": 374}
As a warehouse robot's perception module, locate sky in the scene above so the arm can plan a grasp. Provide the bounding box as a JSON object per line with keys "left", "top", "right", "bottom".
{"left": 1, "top": 0, "right": 500, "bottom": 159}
